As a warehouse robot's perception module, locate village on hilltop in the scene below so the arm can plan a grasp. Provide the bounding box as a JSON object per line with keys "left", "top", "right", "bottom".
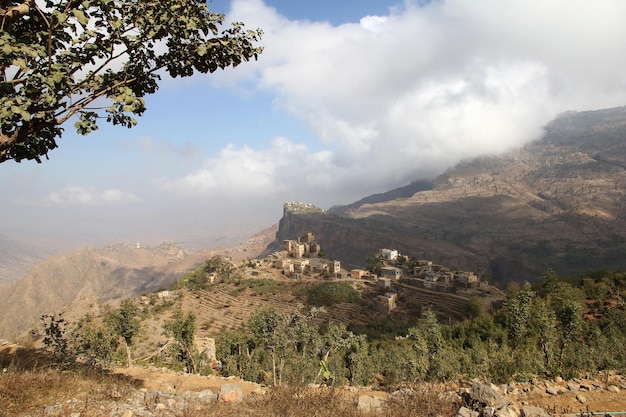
{"left": 252, "top": 232, "right": 487, "bottom": 315}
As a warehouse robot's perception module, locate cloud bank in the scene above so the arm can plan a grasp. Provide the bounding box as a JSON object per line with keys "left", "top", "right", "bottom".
{"left": 172, "top": 0, "right": 626, "bottom": 203}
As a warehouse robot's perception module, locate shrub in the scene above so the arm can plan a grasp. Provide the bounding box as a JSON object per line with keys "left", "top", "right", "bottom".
{"left": 307, "top": 282, "right": 359, "bottom": 306}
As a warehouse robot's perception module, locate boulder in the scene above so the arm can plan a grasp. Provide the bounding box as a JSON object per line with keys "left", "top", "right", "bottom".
{"left": 495, "top": 404, "right": 520, "bottom": 417}
{"left": 198, "top": 389, "right": 216, "bottom": 402}
{"left": 357, "top": 395, "right": 385, "bottom": 414}
{"left": 470, "top": 382, "right": 508, "bottom": 408}
{"left": 567, "top": 382, "right": 580, "bottom": 392}
{"left": 456, "top": 406, "right": 479, "bottom": 417}
{"left": 218, "top": 384, "right": 243, "bottom": 403}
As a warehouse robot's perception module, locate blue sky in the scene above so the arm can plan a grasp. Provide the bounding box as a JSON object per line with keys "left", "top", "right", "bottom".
{"left": 2, "top": 0, "right": 626, "bottom": 251}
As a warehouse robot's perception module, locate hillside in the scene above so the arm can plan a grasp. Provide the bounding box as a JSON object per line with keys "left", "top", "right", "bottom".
{"left": 266, "top": 107, "right": 626, "bottom": 283}
{"left": 22, "top": 244, "right": 502, "bottom": 359}
{"left": 0, "top": 234, "right": 64, "bottom": 285}
{"left": 0, "top": 226, "right": 277, "bottom": 339}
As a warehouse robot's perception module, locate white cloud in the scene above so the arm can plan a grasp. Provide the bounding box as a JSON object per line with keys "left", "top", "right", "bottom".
{"left": 159, "top": 137, "right": 334, "bottom": 198}
{"left": 203, "top": 0, "right": 626, "bottom": 195}
{"left": 43, "top": 186, "right": 140, "bottom": 206}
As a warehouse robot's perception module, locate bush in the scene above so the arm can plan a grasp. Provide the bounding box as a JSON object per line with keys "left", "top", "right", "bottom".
{"left": 307, "top": 282, "right": 359, "bottom": 306}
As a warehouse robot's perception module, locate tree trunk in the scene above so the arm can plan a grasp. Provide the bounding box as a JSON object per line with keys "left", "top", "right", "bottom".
{"left": 271, "top": 348, "right": 277, "bottom": 386}
{"left": 124, "top": 340, "right": 132, "bottom": 367}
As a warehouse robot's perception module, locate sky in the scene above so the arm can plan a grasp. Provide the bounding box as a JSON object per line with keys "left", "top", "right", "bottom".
{"left": 2, "top": 0, "right": 626, "bottom": 250}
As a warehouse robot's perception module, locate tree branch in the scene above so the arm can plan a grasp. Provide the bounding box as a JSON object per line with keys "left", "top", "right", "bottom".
{"left": 0, "top": 0, "right": 34, "bottom": 30}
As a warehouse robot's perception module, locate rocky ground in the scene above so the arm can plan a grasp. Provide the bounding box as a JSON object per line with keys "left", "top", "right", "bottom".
{"left": 32, "top": 366, "right": 626, "bottom": 417}
{"left": 2, "top": 342, "right": 625, "bottom": 417}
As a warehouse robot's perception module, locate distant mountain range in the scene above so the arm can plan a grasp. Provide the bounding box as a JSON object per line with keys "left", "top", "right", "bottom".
{"left": 0, "top": 234, "right": 64, "bottom": 285}
{"left": 266, "top": 107, "right": 626, "bottom": 283}
{"left": 0, "top": 227, "right": 277, "bottom": 339}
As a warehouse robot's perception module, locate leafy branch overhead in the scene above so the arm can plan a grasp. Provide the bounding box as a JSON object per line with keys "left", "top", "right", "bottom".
{"left": 0, "top": 0, "right": 263, "bottom": 162}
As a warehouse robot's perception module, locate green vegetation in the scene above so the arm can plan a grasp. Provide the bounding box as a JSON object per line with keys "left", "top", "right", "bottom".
{"left": 104, "top": 299, "right": 140, "bottom": 367}
{"left": 348, "top": 315, "right": 420, "bottom": 341}
{"left": 306, "top": 282, "right": 359, "bottom": 306}
{"left": 41, "top": 300, "right": 141, "bottom": 368}
{"left": 37, "top": 266, "right": 626, "bottom": 389}
{"left": 0, "top": 0, "right": 262, "bottom": 163}
{"left": 171, "top": 256, "right": 231, "bottom": 290}
{"left": 218, "top": 306, "right": 363, "bottom": 386}
{"left": 164, "top": 310, "right": 209, "bottom": 374}
{"left": 229, "top": 278, "right": 283, "bottom": 297}
{"left": 217, "top": 269, "right": 626, "bottom": 386}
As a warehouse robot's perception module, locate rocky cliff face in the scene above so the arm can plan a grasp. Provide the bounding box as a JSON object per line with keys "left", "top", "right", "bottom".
{"left": 267, "top": 107, "right": 626, "bottom": 283}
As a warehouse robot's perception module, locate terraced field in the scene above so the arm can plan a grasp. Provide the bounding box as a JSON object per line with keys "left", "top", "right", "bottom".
{"left": 182, "top": 285, "right": 299, "bottom": 337}
{"left": 394, "top": 282, "right": 475, "bottom": 322}
{"left": 179, "top": 275, "right": 489, "bottom": 339}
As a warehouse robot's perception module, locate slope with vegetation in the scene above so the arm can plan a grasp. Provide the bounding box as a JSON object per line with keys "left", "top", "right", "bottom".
{"left": 2, "top": 245, "right": 626, "bottom": 416}
{"left": 18, "top": 245, "right": 626, "bottom": 388}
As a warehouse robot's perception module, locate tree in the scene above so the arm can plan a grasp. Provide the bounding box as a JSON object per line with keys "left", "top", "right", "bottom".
{"left": 366, "top": 256, "right": 383, "bottom": 275}
{"left": 104, "top": 299, "right": 140, "bottom": 367}
{"left": 41, "top": 313, "right": 70, "bottom": 362}
{"left": 73, "top": 319, "right": 119, "bottom": 366}
{"left": 530, "top": 298, "right": 558, "bottom": 373}
{"left": 504, "top": 281, "right": 535, "bottom": 347}
{"left": 164, "top": 310, "right": 198, "bottom": 373}
{"left": 409, "top": 310, "right": 449, "bottom": 380}
{"left": 248, "top": 307, "right": 288, "bottom": 386}
{"left": 0, "top": 0, "right": 262, "bottom": 162}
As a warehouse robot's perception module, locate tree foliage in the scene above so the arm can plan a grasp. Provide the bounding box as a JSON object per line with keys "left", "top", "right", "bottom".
{"left": 104, "top": 299, "right": 140, "bottom": 367}
{"left": 306, "top": 282, "right": 359, "bottom": 307}
{"left": 41, "top": 313, "right": 70, "bottom": 361}
{"left": 164, "top": 309, "right": 197, "bottom": 373}
{"left": 0, "top": 0, "right": 262, "bottom": 162}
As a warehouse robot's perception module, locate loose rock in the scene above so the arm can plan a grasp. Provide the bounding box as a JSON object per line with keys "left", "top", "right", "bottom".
{"left": 218, "top": 383, "right": 243, "bottom": 403}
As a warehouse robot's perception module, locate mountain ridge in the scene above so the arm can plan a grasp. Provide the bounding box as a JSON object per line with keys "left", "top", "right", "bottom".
{"left": 265, "top": 106, "right": 626, "bottom": 283}
{"left": 0, "top": 226, "right": 278, "bottom": 339}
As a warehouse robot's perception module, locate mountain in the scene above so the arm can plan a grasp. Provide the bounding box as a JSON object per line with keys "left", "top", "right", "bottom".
{"left": 266, "top": 107, "right": 626, "bottom": 283}
{"left": 0, "top": 226, "right": 277, "bottom": 339}
{"left": 0, "top": 234, "right": 64, "bottom": 285}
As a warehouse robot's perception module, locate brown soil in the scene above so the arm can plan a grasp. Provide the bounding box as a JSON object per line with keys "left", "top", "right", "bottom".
{"left": 114, "top": 366, "right": 264, "bottom": 397}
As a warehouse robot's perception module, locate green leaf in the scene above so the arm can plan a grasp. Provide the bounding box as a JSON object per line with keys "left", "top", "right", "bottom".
{"left": 52, "top": 72, "right": 64, "bottom": 83}
{"left": 110, "top": 18, "right": 122, "bottom": 30}
{"left": 73, "top": 9, "right": 89, "bottom": 26}
{"left": 13, "top": 58, "right": 28, "bottom": 70}
{"left": 56, "top": 12, "right": 68, "bottom": 23}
